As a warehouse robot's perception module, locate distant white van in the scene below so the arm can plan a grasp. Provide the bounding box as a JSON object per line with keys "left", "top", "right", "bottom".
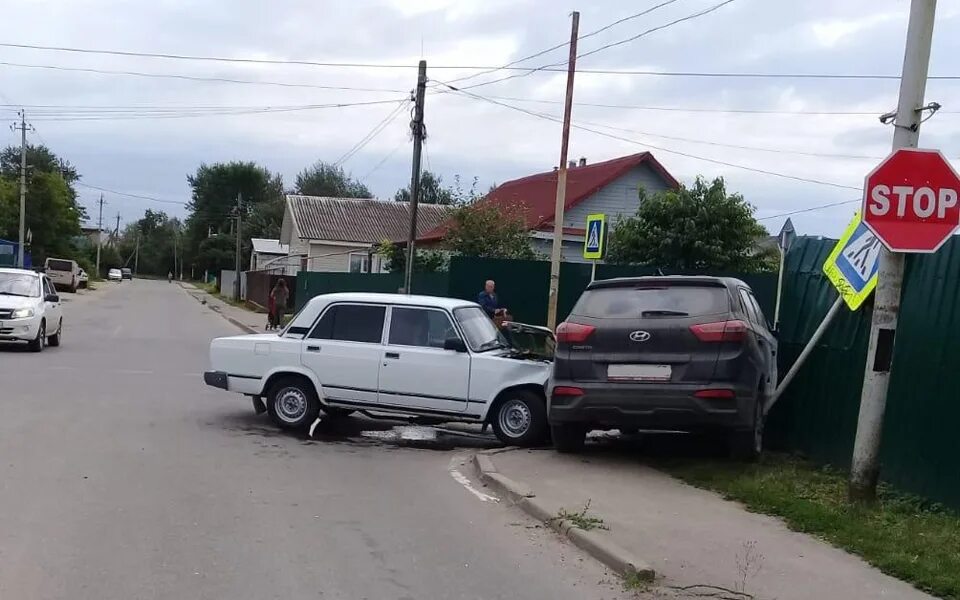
{"left": 44, "top": 258, "right": 80, "bottom": 293}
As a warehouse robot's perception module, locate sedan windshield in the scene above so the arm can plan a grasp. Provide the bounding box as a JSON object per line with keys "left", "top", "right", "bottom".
{"left": 0, "top": 273, "right": 40, "bottom": 297}
{"left": 455, "top": 306, "right": 508, "bottom": 352}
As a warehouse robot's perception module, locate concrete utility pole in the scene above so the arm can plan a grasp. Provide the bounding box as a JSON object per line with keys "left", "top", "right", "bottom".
{"left": 546, "top": 11, "right": 580, "bottom": 331}
{"left": 849, "top": 0, "right": 938, "bottom": 503}
{"left": 234, "top": 192, "right": 242, "bottom": 301}
{"left": 95, "top": 194, "right": 104, "bottom": 277}
{"left": 403, "top": 60, "right": 427, "bottom": 295}
{"left": 134, "top": 234, "right": 140, "bottom": 275}
{"left": 115, "top": 213, "right": 121, "bottom": 239}
{"left": 11, "top": 111, "right": 32, "bottom": 268}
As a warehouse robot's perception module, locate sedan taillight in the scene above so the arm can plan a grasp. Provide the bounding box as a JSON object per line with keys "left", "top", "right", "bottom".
{"left": 689, "top": 320, "right": 748, "bottom": 342}
{"left": 555, "top": 322, "right": 596, "bottom": 344}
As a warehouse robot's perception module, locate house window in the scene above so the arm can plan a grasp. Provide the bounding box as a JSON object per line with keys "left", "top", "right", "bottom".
{"left": 348, "top": 252, "right": 370, "bottom": 273}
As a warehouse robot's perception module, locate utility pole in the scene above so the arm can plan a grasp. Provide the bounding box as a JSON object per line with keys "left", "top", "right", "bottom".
{"left": 546, "top": 11, "right": 580, "bottom": 330}
{"left": 234, "top": 192, "right": 242, "bottom": 301}
{"left": 95, "top": 194, "right": 104, "bottom": 277}
{"left": 849, "top": 0, "right": 938, "bottom": 503}
{"left": 134, "top": 234, "right": 140, "bottom": 275}
{"left": 115, "top": 213, "right": 121, "bottom": 239}
{"left": 403, "top": 60, "right": 427, "bottom": 295}
{"left": 11, "top": 111, "right": 33, "bottom": 268}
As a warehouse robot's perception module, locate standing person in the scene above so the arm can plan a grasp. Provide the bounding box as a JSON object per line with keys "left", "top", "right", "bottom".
{"left": 477, "top": 279, "right": 503, "bottom": 318}
{"left": 270, "top": 279, "right": 290, "bottom": 330}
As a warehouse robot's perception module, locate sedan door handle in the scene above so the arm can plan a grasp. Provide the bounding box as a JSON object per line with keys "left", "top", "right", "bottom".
{"left": 385, "top": 352, "right": 400, "bottom": 359}
{"left": 306, "top": 345, "right": 321, "bottom": 352}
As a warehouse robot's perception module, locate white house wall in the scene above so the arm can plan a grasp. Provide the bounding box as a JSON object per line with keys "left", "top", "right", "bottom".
{"left": 562, "top": 163, "right": 671, "bottom": 229}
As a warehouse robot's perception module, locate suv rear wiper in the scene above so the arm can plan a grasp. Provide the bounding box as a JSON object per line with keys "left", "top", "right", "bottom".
{"left": 641, "top": 309, "right": 689, "bottom": 317}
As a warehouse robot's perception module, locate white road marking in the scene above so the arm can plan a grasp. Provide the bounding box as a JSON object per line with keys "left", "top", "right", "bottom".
{"left": 448, "top": 457, "right": 498, "bottom": 503}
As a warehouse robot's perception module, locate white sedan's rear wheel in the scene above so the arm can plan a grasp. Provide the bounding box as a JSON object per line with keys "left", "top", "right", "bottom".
{"left": 267, "top": 377, "right": 320, "bottom": 430}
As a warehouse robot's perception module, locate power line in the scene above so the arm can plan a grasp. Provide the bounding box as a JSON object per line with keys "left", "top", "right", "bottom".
{"left": 756, "top": 199, "right": 860, "bottom": 221}
{"left": 333, "top": 100, "right": 410, "bottom": 167}
{"left": 579, "top": 0, "right": 738, "bottom": 60}
{"left": 444, "top": 0, "right": 683, "bottom": 85}
{"left": 458, "top": 0, "right": 740, "bottom": 91}
{"left": 361, "top": 139, "right": 407, "bottom": 181}
{"left": 439, "top": 82, "right": 863, "bottom": 191}
{"left": 75, "top": 182, "right": 188, "bottom": 205}
{"left": 1, "top": 42, "right": 956, "bottom": 80}
{"left": 0, "top": 60, "right": 409, "bottom": 92}
{"left": 10, "top": 99, "right": 406, "bottom": 122}
{"left": 481, "top": 95, "right": 960, "bottom": 116}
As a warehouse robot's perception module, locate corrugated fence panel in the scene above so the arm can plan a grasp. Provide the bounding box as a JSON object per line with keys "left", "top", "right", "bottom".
{"left": 880, "top": 240, "right": 960, "bottom": 506}
{"left": 447, "top": 257, "right": 550, "bottom": 325}
{"left": 765, "top": 237, "right": 872, "bottom": 467}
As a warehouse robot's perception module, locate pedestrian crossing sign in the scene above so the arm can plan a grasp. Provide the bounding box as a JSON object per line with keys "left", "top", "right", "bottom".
{"left": 583, "top": 214, "right": 607, "bottom": 260}
{"left": 823, "top": 212, "right": 881, "bottom": 311}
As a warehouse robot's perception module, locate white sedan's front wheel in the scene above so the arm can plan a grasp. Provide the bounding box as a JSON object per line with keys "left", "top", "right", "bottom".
{"left": 267, "top": 377, "right": 320, "bottom": 431}
{"left": 491, "top": 390, "right": 548, "bottom": 447}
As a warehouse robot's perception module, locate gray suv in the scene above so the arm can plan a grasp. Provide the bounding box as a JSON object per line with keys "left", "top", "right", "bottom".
{"left": 548, "top": 276, "right": 777, "bottom": 458}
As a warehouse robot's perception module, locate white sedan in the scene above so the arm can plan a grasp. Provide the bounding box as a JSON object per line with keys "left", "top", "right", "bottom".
{"left": 107, "top": 268, "right": 122, "bottom": 282}
{"left": 204, "top": 292, "right": 553, "bottom": 446}
{"left": 0, "top": 268, "right": 63, "bottom": 352}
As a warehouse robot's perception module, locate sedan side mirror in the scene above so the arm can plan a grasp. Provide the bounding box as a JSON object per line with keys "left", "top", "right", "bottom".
{"left": 45, "top": 293, "right": 60, "bottom": 303}
{"left": 443, "top": 337, "right": 468, "bottom": 353}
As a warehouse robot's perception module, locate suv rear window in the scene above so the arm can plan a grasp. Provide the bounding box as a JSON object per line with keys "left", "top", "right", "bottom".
{"left": 47, "top": 259, "right": 74, "bottom": 272}
{"left": 572, "top": 285, "right": 730, "bottom": 318}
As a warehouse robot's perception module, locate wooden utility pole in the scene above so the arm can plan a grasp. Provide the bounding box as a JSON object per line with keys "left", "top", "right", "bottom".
{"left": 95, "top": 194, "right": 104, "bottom": 277}
{"left": 403, "top": 60, "right": 427, "bottom": 295}
{"left": 234, "top": 192, "right": 242, "bottom": 301}
{"left": 546, "top": 12, "right": 580, "bottom": 330}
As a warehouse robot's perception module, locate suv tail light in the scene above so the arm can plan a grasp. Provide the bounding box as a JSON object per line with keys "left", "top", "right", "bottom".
{"left": 556, "top": 322, "right": 596, "bottom": 344}
{"left": 689, "top": 320, "right": 748, "bottom": 342}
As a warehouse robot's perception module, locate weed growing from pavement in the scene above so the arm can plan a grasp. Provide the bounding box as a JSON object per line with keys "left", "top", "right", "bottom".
{"left": 621, "top": 571, "right": 651, "bottom": 592}
{"left": 661, "top": 453, "right": 960, "bottom": 599}
{"left": 553, "top": 499, "right": 609, "bottom": 531}
{"left": 734, "top": 541, "right": 763, "bottom": 595}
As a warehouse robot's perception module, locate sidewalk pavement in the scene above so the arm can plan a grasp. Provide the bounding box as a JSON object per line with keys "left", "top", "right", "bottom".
{"left": 483, "top": 448, "right": 934, "bottom": 600}
{"left": 179, "top": 283, "right": 266, "bottom": 334}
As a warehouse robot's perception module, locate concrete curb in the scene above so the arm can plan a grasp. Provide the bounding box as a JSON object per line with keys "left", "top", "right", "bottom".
{"left": 181, "top": 284, "right": 258, "bottom": 334}
{"left": 471, "top": 453, "right": 655, "bottom": 582}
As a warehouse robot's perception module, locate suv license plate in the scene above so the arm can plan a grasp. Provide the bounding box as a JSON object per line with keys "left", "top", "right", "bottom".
{"left": 608, "top": 364, "right": 671, "bottom": 381}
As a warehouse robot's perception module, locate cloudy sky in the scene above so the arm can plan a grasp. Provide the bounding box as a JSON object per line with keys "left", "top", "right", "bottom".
{"left": 1, "top": 0, "right": 958, "bottom": 237}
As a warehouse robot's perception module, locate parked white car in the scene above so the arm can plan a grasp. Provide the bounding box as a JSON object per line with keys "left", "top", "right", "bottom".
{"left": 204, "top": 293, "right": 553, "bottom": 445}
{"left": 44, "top": 257, "right": 80, "bottom": 293}
{"left": 0, "top": 268, "right": 63, "bottom": 352}
{"left": 108, "top": 268, "right": 123, "bottom": 282}
{"left": 77, "top": 268, "right": 89, "bottom": 289}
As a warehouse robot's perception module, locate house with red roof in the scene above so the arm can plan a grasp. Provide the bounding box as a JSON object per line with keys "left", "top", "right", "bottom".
{"left": 418, "top": 152, "right": 679, "bottom": 262}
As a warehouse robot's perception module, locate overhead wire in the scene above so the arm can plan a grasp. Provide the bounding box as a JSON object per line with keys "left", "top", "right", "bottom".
{"left": 0, "top": 60, "right": 409, "bottom": 92}
{"left": 1, "top": 42, "right": 956, "bottom": 80}
{"left": 443, "top": 0, "right": 684, "bottom": 85}
{"left": 436, "top": 82, "right": 863, "bottom": 192}
{"left": 457, "top": 0, "right": 741, "bottom": 92}
{"left": 333, "top": 100, "right": 411, "bottom": 167}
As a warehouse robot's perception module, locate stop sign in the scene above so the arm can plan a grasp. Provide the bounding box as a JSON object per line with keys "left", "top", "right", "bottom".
{"left": 863, "top": 148, "right": 960, "bottom": 253}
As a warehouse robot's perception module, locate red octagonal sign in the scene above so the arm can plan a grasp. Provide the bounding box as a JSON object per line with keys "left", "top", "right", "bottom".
{"left": 863, "top": 148, "right": 960, "bottom": 253}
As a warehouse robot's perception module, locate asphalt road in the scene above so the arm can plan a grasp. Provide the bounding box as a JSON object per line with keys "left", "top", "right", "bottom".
{"left": 0, "top": 280, "right": 633, "bottom": 600}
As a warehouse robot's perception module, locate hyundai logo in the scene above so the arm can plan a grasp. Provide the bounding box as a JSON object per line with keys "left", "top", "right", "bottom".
{"left": 629, "top": 330, "right": 651, "bottom": 342}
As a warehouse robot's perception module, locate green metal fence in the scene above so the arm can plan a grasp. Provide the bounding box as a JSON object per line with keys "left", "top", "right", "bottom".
{"left": 766, "top": 236, "right": 960, "bottom": 509}
{"left": 295, "top": 271, "right": 449, "bottom": 310}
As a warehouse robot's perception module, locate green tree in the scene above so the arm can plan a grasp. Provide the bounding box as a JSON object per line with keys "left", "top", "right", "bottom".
{"left": 375, "top": 240, "right": 449, "bottom": 273}
{"left": 0, "top": 144, "right": 86, "bottom": 263}
{"left": 394, "top": 172, "right": 481, "bottom": 205}
{"left": 183, "top": 162, "right": 283, "bottom": 274}
{"left": 444, "top": 201, "right": 535, "bottom": 259}
{"left": 606, "top": 177, "right": 774, "bottom": 272}
{"left": 295, "top": 161, "right": 370, "bottom": 198}
{"left": 115, "top": 209, "right": 183, "bottom": 276}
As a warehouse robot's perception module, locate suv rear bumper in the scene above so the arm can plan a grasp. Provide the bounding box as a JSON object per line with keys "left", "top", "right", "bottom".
{"left": 548, "top": 381, "right": 755, "bottom": 431}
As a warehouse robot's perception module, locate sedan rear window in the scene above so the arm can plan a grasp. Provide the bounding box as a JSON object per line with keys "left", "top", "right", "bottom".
{"left": 572, "top": 285, "right": 730, "bottom": 318}
{"left": 46, "top": 260, "right": 74, "bottom": 272}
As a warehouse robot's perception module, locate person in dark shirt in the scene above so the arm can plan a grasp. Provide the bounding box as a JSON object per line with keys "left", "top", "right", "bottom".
{"left": 477, "top": 279, "right": 501, "bottom": 318}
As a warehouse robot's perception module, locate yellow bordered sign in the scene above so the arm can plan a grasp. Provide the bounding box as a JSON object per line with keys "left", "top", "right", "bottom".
{"left": 583, "top": 213, "right": 606, "bottom": 260}
{"left": 823, "top": 211, "right": 881, "bottom": 311}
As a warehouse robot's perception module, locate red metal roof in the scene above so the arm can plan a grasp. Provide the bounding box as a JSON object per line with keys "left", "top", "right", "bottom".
{"left": 420, "top": 152, "right": 677, "bottom": 241}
